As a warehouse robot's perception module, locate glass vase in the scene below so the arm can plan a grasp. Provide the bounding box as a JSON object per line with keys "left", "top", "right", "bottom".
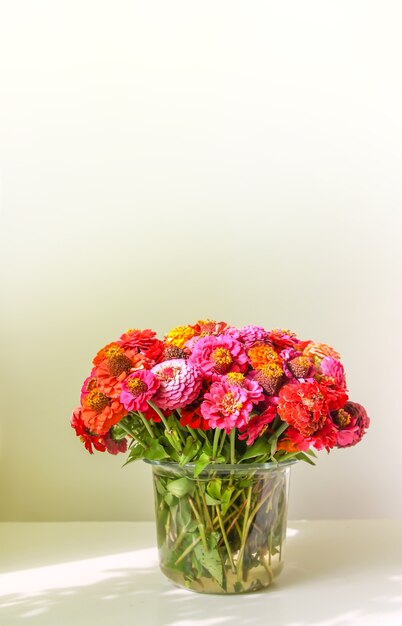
{"left": 147, "top": 460, "right": 294, "bottom": 594}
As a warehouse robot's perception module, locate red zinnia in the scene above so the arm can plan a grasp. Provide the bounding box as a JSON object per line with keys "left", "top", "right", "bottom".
{"left": 277, "top": 381, "right": 330, "bottom": 437}
{"left": 70, "top": 408, "right": 107, "bottom": 454}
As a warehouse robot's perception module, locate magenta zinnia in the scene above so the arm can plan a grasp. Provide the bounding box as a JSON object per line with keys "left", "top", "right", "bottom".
{"left": 120, "top": 370, "right": 160, "bottom": 412}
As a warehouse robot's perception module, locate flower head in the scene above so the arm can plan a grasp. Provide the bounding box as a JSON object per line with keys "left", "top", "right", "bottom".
{"left": 225, "top": 325, "right": 268, "bottom": 349}
{"left": 225, "top": 372, "right": 265, "bottom": 404}
{"left": 81, "top": 382, "right": 127, "bottom": 435}
{"left": 304, "top": 342, "right": 340, "bottom": 360}
{"left": 254, "top": 362, "right": 284, "bottom": 395}
{"left": 239, "top": 404, "right": 277, "bottom": 446}
{"left": 70, "top": 407, "right": 107, "bottom": 454}
{"left": 92, "top": 342, "right": 143, "bottom": 398}
{"left": 248, "top": 343, "right": 280, "bottom": 369}
{"left": 120, "top": 370, "right": 160, "bottom": 412}
{"left": 102, "top": 433, "right": 128, "bottom": 455}
{"left": 165, "top": 324, "right": 197, "bottom": 349}
{"left": 151, "top": 359, "right": 202, "bottom": 410}
{"left": 334, "top": 401, "right": 370, "bottom": 447}
{"left": 266, "top": 329, "right": 300, "bottom": 350}
{"left": 201, "top": 380, "right": 252, "bottom": 433}
{"left": 319, "top": 356, "right": 347, "bottom": 389}
{"left": 188, "top": 334, "right": 248, "bottom": 379}
{"left": 277, "top": 381, "right": 329, "bottom": 437}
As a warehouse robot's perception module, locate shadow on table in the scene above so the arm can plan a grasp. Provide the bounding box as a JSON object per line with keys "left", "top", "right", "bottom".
{"left": 2, "top": 525, "right": 402, "bottom": 626}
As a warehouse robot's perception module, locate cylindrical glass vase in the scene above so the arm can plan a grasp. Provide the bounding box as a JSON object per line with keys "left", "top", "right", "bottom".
{"left": 148, "top": 460, "right": 294, "bottom": 594}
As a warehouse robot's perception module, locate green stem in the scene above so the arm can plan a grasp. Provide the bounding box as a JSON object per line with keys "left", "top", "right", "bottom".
{"left": 217, "top": 431, "right": 227, "bottom": 456}
{"left": 137, "top": 411, "right": 154, "bottom": 438}
{"left": 216, "top": 507, "right": 236, "bottom": 573}
{"left": 212, "top": 428, "right": 221, "bottom": 460}
{"left": 188, "top": 497, "right": 208, "bottom": 550}
{"left": 119, "top": 422, "right": 147, "bottom": 449}
{"left": 147, "top": 401, "right": 182, "bottom": 452}
{"left": 237, "top": 485, "right": 252, "bottom": 582}
{"left": 230, "top": 429, "right": 236, "bottom": 464}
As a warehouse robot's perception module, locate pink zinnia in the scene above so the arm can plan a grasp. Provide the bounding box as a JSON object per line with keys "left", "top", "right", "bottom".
{"left": 224, "top": 372, "right": 265, "bottom": 404}
{"left": 225, "top": 325, "right": 268, "bottom": 349}
{"left": 320, "top": 356, "right": 347, "bottom": 389}
{"left": 280, "top": 349, "right": 314, "bottom": 380}
{"left": 188, "top": 334, "right": 248, "bottom": 379}
{"left": 201, "top": 380, "right": 253, "bottom": 433}
{"left": 151, "top": 359, "right": 202, "bottom": 410}
{"left": 120, "top": 370, "right": 160, "bottom": 412}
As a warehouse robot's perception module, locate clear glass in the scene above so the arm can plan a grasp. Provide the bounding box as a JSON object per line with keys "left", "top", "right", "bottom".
{"left": 147, "top": 460, "right": 294, "bottom": 594}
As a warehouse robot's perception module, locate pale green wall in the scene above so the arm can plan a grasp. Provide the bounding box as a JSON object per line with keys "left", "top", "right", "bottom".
{"left": 1, "top": 0, "right": 400, "bottom": 520}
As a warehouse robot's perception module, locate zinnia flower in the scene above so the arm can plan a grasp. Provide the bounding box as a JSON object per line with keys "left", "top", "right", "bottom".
{"left": 119, "top": 328, "right": 160, "bottom": 351}
{"left": 180, "top": 406, "right": 210, "bottom": 430}
{"left": 120, "top": 370, "right": 160, "bottom": 412}
{"left": 254, "top": 362, "right": 285, "bottom": 395}
{"left": 93, "top": 342, "right": 144, "bottom": 398}
{"left": 188, "top": 335, "right": 248, "bottom": 379}
{"left": 248, "top": 343, "right": 280, "bottom": 369}
{"left": 238, "top": 404, "right": 277, "bottom": 446}
{"left": 81, "top": 386, "right": 127, "bottom": 435}
{"left": 319, "top": 356, "right": 347, "bottom": 389}
{"left": 266, "top": 329, "right": 301, "bottom": 350}
{"left": 277, "top": 381, "right": 330, "bottom": 437}
{"left": 225, "top": 325, "right": 268, "bottom": 349}
{"left": 165, "top": 325, "right": 197, "bottom": 349}
{"left": 102, "top": 433, "right": 128, "bottom": 455}
{"left": 151, "top": 359, "right": 202, "bottom": 410}
{"left": 334, "top": 401, "right": 370, "bottom": 447}
{"left": 225, "top": 372, "right": 265, "bottom": 404}
{"left": 277, "top": 426, "right": 311, "bottom": 453}
{"left": 304, "top": 342, "right": 340, "bottom": 360}
{"left": 70, "top": 407, "right": 107, "bottom": 454}
{"left": 201, "top": 380, "right": 252, "bottom": 432}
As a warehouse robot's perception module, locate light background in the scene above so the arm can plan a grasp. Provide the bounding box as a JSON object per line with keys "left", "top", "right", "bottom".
{"left": 1, "top": 0, "right": 401, "bottom": 521}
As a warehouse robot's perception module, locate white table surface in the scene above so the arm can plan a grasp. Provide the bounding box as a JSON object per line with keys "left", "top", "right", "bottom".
{"left": 1, "top": 520, "right": 401, "bottom": 626}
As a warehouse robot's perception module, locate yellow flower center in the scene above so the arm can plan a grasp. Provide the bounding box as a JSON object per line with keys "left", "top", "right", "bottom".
{"left": 334, "top": 408, "right": 351, "bottom": 428}
{"left": 85, "top": 389, "right": 110, "bottom": 413}
{"left": 226, "top": 372, "right": 245, "bottom": 385}
{"left": 211, "top": 347, "right": 233, "bottom": 372}
{"left": 221, "top": 392, "right": 243, "bottom": 415}
{"left": 127, "top": 378, "right": 147, "bottom": 396}
{"left": 259, "top": 362, "right": 283, "bottom": 379}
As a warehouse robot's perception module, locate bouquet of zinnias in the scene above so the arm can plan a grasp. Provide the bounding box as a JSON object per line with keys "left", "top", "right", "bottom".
{"left": 70, "top": 320, "right": 369, "bottom": 594}
{"left": 71, "top": 320, "right": 369, "bottom": 464}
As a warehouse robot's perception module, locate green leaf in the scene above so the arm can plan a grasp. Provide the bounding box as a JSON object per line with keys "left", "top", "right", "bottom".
{"left": 122, "top": 444, "right": 144, "bottom": 467}
{"left": 194, "top": 452, "right": 211, "bottom": 477}
{"left": 206, "top": 479, "right": 222, "bottom": 501}
{"left": 205, "top": 494, "right": 221, "bottom": 506}
{"left": 143, "top": 440, "right": 169, "bottom": 461}
{"left": 179, "top": 436, "right": 201, "bottom": 466}
{"left": 220, "top": 485, "right": 234, "bottom": 515}
{"left": 167, "top": 477, "right": 195, "bottom": 499}
{"left": 164, "top": 492, "right": 176, "bottom": 506}
{"left": 194, "top": 543, "right": 223, "bottom": 588}
{"left": 240, "top": 438, "right": 270, "bottom": 461}
{"left": 297, "top": 452, "right": 316, "bottom": 466}
{"left": 305, "top": 448, "right": 317, "bottom": 458}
